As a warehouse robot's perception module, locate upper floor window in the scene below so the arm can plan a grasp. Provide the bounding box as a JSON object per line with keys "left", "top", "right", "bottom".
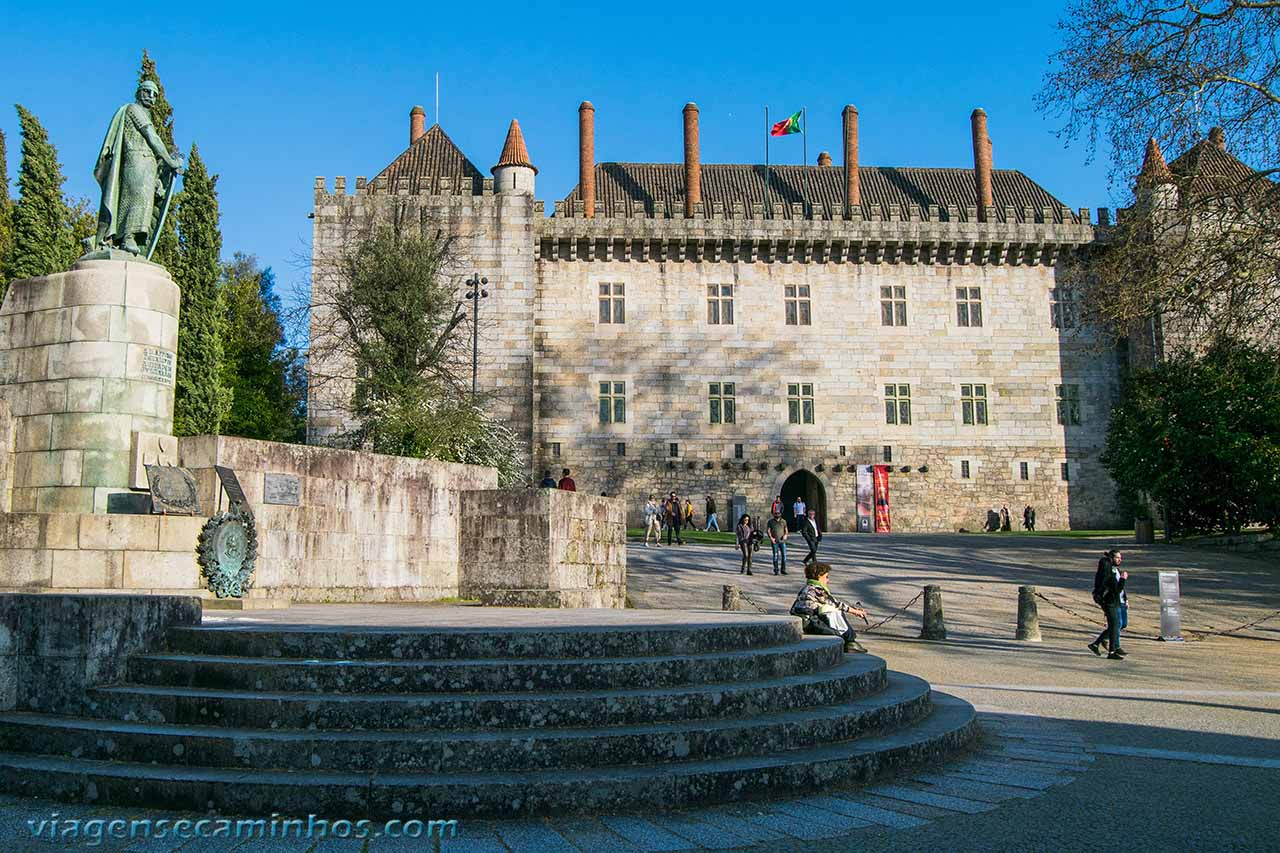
{"left": 1056, "top": 384, "right": 1081, "bottom": 425}
{"left": 598, "top": 381, "right": 626, "bottom": 424}
{"left": 598, "top": 282, "right": 625, "bottom": 324}
{"left": 709, "top": 382, "right": 736, "bottom": 424}
{"left": 707, "top": 284, "right": 734, "bottom": 325}
{"left": 787, "top": 383, "right": 815, "bottom": 424}
{"left": 956, "top": 287, "right": 983, "bottom": 327}
{"left": 1051, "top": 286, "right": 1079, "bottom": 329}
{"left": 785, "top": 285, "right": 811, "bottom": 325}
{"left": 880, "top": 285, "right": 907, "bottom": 326}
{"left": 884, "top": 384, "right": 911, "bottom": 425}
{"left": 960, "top": 383, "right": 989, "bottom": 425}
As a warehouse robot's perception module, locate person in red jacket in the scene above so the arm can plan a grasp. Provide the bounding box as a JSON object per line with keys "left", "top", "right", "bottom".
{"left": 557, "top": 468, "right": 576, "bottom": 491}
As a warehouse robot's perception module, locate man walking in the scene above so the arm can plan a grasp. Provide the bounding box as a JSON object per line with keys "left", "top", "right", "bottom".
{"left": 1000, "top": 505, "right": 1011, "bottom": 532}
{"left": 1089, "top": 549, "right": 1128, "bottom": 660}
{"left": 766, "top": 508, "right": 789, "bottom": 575}
{"left": 665, "top": 491, "right": 684, "bottom": 545}
{"left": 792, "top": 496, "right": 807, "bottom": 532}
{"left": 643, "top": 494, "right": 662, "bottom": 547}
{"left": 557, "top": 469, "right": 576, "bottom": 491}
{"left": 801, "top": 507, "right": 822, "bottom": 565}
{"left": 704, "top": 495, "right": 720, "bottom": 532}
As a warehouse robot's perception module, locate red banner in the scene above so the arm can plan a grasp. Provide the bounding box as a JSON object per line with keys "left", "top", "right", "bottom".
{"left": 872, "top": 465, "right": 891, "bottom": 533}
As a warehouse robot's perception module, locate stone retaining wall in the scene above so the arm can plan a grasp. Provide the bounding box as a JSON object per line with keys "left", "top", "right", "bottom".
{"left": 0, "top": 593, "right": 200, "bottom": 713}
{"left": 460, "top": 489, "right": 626, "bottom": 607}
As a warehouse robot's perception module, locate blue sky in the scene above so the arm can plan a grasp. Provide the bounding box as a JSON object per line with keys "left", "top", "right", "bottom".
{"left": 2, "top": 0, "right": 1122, "bottom": 309}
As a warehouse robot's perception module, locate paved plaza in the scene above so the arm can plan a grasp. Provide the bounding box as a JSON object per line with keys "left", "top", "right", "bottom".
{"left": 2, "top": 534, "right": 1277, "bottom": 851}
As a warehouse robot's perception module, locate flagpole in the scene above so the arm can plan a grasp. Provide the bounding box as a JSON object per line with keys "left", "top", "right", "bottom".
{"left": 802, "top": 106, "right": 808, "bottom": 217}
{"left": 765, "top": 106, "right": 771, "bottom": 216}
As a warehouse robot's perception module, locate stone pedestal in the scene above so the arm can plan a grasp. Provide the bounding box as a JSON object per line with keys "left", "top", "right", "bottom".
{"left": 0, "top": 259, "right": 178, "bottom": 514}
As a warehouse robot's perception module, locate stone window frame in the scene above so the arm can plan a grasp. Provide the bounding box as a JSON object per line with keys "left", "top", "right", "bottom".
{"left": 880, "top": 285, "right": 907, "bottom": 327}
{"left": 708, "top": 382, "right": 737, "bottom": 425}
{"left": 959, "top": 383, "right": 989, "bottom": 426}
{"left": 1055, "top": 384, "right": 1082, "bottom": 425}
{"left": 598, "top": 380, "right": 626, "bottom": 425}
{"left": 884, "top": 384, "right": 912, "bottom": 426}
{"left": 616, "top": 442, "right": 626, "bottom": 457}
{"left": 787, "top": 382, "right": 815, "bottom": 425}
{"left": 784, "top": 284, "right": 812, "bottom": 326}
{"left": 734, "top": 443, "right": 744, "bottom": 459}
{"left": 669, "top": 442, "right": 680, "bottom": 458}
{"left": 707, "top": 283, "right": 735, "bottom": 325}
{"left": 883, "top": 445, "right": 892, "bottom": 463}
{"left": 598, "top": 282, "right": 625, "bottom": 324}
{"left": 550, "top": 442, "right": 561, "bottom": 457}
{"left": 1050, "top": 286, "right": 1079, "bottom": 330}
{"left": 1019, "top": 461, "right": 1030, "bottom": 481}
{"left": 960, "top": 459, "right": 971, "bottom": 479}
{"left": 955, "top": 286, "right": 983, "bottom": 327}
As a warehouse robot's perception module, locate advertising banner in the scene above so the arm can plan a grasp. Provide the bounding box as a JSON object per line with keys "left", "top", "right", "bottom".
{"left": 872, "top": 465, "right": 891, "bottom": 533}
{"left": 856, "top": 466, "right": 874, "bottom": 532}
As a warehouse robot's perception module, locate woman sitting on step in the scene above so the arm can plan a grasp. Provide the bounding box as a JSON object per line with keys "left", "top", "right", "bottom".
{"left": 790, "top": 562, "right": 869, "bottom": 654}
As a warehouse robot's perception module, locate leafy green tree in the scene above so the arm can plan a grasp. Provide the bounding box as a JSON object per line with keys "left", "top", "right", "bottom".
{"left": 221, "top": 253, "right": 306, "bottom": 442}
{"left": 1102, "top": 340, "right": 1280, "bottom": 534}
{"left": 311, "top": 224, "right": 522, "bottom": 484}
{"left": 171, "top": 145, "right": 232, "bottom": 436}
{"left": 138, "top": 49, "right": 178, "bottom": 270}
{"left": 0, "top": 128, "right": 14, "bottom": 283}
{"left": 8, "top": 105, "right": 79, "bottom": 280}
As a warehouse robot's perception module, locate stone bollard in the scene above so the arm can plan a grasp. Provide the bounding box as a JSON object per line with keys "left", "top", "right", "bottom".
{"left": 920, "top": 585, "right": 947, "bottom": 640}
{"left": 722, "top": 584, "right": 741, "bottom": 612}
{"left": 1015, "top": 585, "right": 1042, "bottom": 641}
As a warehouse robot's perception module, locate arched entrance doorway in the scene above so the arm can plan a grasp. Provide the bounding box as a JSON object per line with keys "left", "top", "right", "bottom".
{"left": 780, "top": 469, "right": 827, "bottom": 531}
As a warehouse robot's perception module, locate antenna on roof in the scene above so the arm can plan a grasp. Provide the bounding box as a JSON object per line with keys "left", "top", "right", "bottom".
{"left": 435, "top": 72, "right": 440, "bottom": 125}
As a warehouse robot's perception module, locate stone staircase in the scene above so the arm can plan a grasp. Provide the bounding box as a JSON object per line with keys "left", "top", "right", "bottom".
{"left": 0, "top": 614, "right": 978, "bottom": 818}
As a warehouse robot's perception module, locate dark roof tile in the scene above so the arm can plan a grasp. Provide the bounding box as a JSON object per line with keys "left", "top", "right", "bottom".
{"left": 370, "top": 124, "right": 484, "bottom": 195}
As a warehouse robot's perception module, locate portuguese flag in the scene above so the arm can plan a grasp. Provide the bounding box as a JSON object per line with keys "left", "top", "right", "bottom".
{"left": 770, "top": 111, "right": 802, "bottom": 136}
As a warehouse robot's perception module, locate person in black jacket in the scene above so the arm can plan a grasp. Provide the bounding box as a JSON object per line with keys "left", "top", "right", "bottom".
{"left": 800, "top": 508, "right": 822, "bottom": 565}
{"left": 1089, "top": 549, "right": 1129, "bottom": 660}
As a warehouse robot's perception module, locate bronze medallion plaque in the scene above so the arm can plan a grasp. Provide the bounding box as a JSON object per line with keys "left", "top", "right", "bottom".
{"left": 145, "top": 464, "right": 201, "bottom": 515}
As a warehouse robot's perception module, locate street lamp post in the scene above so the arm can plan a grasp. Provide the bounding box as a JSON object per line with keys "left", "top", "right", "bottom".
{"left": 465, "top": 274, "right": 489, "bottom": 397}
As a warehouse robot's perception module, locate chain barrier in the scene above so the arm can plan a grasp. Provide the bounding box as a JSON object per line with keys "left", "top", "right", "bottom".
{"left": 1034, "top": 590, "right": 1280, "bottom": 643}
{"left": 736, "top": 590, "right": 773, "bottom": 616}
{"left": 863, "top": 591, "right": 925, "bottom": 635}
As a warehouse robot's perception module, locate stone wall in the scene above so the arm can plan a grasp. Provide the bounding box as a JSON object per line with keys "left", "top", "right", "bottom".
{"left": 532, "top": 255, "right": 1121, "bottom": 532}
{"left": 0, "top": 593, "right": 200, "bottom": 713}
{"left": 0, "top": 399, "right": 12, "bottom": 513}
{"left": 0, "top": 260, "right": 179, "bottom": 514}
{"left": 459, "top": 489, "right": 626, "bottom": 607}
{"left": 308, "top": 183, "right": 538, "bottom": 470}
{"left": 179, "top": 436, "right": 498, "bottom": 601}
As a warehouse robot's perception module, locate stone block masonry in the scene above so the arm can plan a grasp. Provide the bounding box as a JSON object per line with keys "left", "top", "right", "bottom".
{"left": 460, "top": 489, "right": 626, "bottom": 607}
{"left": 0, "top": 593, "right": 200, "bottom": 714}
{"left": 0, "top": 260, "right": 179, "bottom": 514}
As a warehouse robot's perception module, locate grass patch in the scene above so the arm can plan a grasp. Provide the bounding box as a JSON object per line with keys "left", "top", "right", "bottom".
{"left": 981, "top": 529, "right": 1150, "bottom": 539}
{"left": 627, "top": 527, "right": 737, "bottom": 546}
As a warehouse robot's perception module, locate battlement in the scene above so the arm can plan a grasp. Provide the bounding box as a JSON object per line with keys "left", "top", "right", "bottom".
{"left": 314, "top": 175, "right": 500, "bottom": 200}
{"left": 534, "top": 205, "right": 1098, "bottom": 265}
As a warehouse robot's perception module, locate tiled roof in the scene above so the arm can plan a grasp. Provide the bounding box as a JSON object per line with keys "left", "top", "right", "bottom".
{"left": 370, "top": 124, "right": 484, "bottom": 195}
{"left": 1167, "top": 131, "right": 1267, "bottom": 198}
{"left": 493, "top": 120, "right": 537, "bottom": 174}
{"left": 1138, "top": 137, "right": 1174, "bottom": 186}
{"left": 560, "top": 163, "right": 1071, "bottom": 222}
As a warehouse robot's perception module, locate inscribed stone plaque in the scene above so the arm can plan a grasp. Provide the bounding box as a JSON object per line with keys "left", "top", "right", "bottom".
{"left": 141, "top": 347, "right": 175, "bottom": 384}
{"left": 215, "top": 465, "right": 250, "bottom": 511}
{"left": 145, "top": 464, "right": 202, "bottom": 515}
{"left": 263, "top": 473, "right": 300, "bottom": 506}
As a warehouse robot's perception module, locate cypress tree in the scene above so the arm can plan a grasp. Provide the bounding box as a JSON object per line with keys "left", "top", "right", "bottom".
{"left": 171, "top": 145, "right": 232, "bottom": 436}
{"left": 138, "top": 49, "right": 178, "bottom": 269}
{"left": 9, "top": 105, "right": 77, "bottom": 280}
{"left": 0, "top": 128, "right": 14, "bottom": 286}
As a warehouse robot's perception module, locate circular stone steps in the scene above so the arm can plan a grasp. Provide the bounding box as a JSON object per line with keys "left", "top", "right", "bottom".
{"left": 0, "top": 610, "right": 978, "bottom": 818}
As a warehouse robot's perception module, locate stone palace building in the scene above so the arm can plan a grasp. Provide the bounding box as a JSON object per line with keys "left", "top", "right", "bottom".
{"left": 310, "top": 101, "right": 1127, "bottom": 532}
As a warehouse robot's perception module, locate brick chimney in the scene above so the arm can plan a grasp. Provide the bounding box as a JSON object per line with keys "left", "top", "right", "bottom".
{"left": 843, "top": 105, "right": 860, "bottom": 209}
{"left": 971, "top": 108, "right": 993, "bottom": 218}
{"left": 817, "top": 151, "right": 832, "bottom": 166}
{"left": 579, "top": 101, "right": 595, "bottom": 218}
{"left": 683, "top": 102, "right": 701, "bottom": 218}
{"left": 410, "top": 105, "right": 426, "bottom": 146}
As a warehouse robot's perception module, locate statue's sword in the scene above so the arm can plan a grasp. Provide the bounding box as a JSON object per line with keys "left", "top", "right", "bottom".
{"left": 145, "top": 164, "right": 179, "bottom": 261}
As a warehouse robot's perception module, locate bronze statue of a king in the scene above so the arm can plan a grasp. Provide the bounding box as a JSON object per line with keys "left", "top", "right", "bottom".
{"left": 91, "top": 80, "right": 184, "bottom": 259}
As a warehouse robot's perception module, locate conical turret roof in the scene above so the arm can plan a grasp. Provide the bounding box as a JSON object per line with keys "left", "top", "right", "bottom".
{"left": 492, "top": 119, "right": 537, "bottom": 175}
{"left": 1137, "top": 137, "right": 1174, "bottom": 187}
